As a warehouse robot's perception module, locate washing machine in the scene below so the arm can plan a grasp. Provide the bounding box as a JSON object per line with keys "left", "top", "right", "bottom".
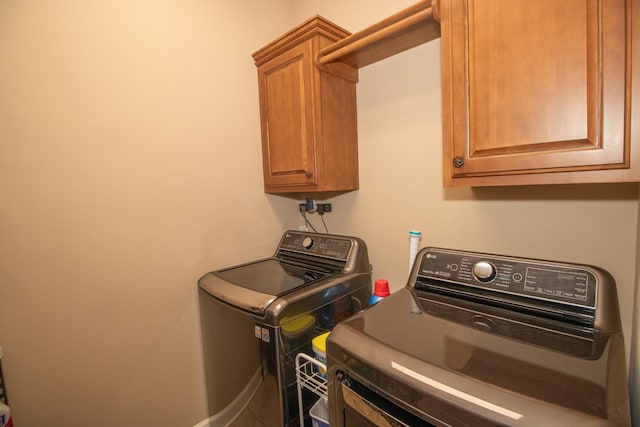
{"left": 199, "top": 230, "right": 372, "bottom": 427}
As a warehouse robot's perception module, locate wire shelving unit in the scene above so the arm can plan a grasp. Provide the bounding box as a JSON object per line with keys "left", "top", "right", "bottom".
{"left": 295, "top": 353, "right": 328, "bottom": 426}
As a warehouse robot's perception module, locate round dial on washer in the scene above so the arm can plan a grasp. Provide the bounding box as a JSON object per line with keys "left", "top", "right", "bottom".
{"left": 473, "top": 261, "right": 496, "bottom": 282}
{"left": 302, "top": 237, "right": 314, "bottom": 249}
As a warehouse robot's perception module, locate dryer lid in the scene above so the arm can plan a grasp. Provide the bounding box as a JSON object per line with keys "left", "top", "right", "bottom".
{"left": 329, "top": 289, "right": 627, "bottom": 425}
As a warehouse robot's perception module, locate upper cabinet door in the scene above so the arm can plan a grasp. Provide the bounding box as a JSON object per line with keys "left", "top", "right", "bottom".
{"left": 253, "top": 16, "right": 359, "bottom": 196}
{"left": 441, "top": 0, "right": 633, "bottom": 186}
{"left": 258, "top": 42, "right": 317, "bottom": 188}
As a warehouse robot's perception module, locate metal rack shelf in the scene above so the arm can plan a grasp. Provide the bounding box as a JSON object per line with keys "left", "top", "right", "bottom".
{"left": 295, "top": 353, "right": 327, "bottom": 426}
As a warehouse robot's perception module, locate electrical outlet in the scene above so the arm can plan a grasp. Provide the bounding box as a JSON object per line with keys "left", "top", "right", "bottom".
{"left": 317, "top": 203, "right": 332, "bottom": 214}
{"left": 305, "top": 197, "right": 316, "bottom": 212}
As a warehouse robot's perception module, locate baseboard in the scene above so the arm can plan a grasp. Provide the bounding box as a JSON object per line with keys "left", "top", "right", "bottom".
{"left": 193, "top": 367, "right": 262, "bottom": 427}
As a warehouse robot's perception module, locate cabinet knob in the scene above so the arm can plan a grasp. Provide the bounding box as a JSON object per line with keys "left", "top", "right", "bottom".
{"left": 304, "top": 170, "right": 313, "bottom": 179}
{"left": 453, "top": 156, "right": 464, "bottom": 168}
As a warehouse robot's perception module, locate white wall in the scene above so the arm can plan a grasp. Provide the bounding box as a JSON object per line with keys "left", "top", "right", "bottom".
{"left": 0, "top": 1, "right": 296, "bottom": 426}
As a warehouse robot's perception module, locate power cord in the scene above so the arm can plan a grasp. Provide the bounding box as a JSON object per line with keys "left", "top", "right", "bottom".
{"left": 299, "top": 209, "right": 318, "bottom": 233}
{"left": 318, "top": 210, "right": 329, "bottom": 234}
{"left": 298, "top": 199, "right": 331, "bottom": 234}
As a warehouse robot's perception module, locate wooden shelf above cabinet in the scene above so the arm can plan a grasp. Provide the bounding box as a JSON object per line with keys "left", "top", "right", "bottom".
{"left": 317, "top": 0, "right": 441, "bottom": 69}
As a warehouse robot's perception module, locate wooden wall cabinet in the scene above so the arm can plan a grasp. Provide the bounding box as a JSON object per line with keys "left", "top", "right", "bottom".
{"left": 440, "top": 0, "right": 636, "bottom": 186}
{"left": 252, "top": 17, "right": 359, "bottom": 196}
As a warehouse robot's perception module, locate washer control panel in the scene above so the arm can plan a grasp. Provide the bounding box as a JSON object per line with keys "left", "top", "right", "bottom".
{"left": 414, "top": 248, "right": 597, "bottom": 308}
{"left": 279, "top": 231, "right": 352, "bottom": 261}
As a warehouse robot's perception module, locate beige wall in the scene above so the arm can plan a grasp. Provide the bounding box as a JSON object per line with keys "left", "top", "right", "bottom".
{"left": 632, "top": 200, "right": 640, "bottom": 426}
{"left": 292, "top": 0, "right": 640, "bottom": 417}
{"left": 0, "top": 0, "right": 638, "bottom": 426}
{"left": 0, "top": 1, "right": 296, "bottom": 426}
{"left": 292, "top": 0, "right": 638, "bottom": 350}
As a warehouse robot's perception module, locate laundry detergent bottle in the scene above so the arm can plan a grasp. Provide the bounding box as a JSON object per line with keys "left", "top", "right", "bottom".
{"left": 0, "top": 402, "right": 12, "bottom": 427}
{"left": 369, "top": 279, "right": 390, "bottom": 305}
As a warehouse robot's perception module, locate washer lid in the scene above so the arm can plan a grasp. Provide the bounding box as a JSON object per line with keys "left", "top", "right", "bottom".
{"left": 329, "top": 289, "right": 628, "bottom": 425}
{"left": 198, "top": 258, "right": 332, "bottom": 316}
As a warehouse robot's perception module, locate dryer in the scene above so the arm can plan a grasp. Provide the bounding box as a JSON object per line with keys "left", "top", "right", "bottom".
{"left": 328, "top": 247, "right": 631, "bottom": 426}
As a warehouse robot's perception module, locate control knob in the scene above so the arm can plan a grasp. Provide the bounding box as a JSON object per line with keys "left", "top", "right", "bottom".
{"left": 473, "top": 261, "right": 496, "bottom": 282}
{"left": 302, "top": 237, "right": 314, "bottom": 249}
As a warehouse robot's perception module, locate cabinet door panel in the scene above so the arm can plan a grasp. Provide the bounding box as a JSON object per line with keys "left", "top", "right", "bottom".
{"left": 443, "top": 0, "right": 629, "bottom": 181}
{"left": 260, "top": 44, "right": 316, "bottom": 186}
{"left": 472, "top": 0, "right": 589, "bottom": 149}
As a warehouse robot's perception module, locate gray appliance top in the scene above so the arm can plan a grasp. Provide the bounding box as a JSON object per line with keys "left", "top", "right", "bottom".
{"left": 408, "top": 247, "right": 622, "bottom": 358}
{"left": 198, "top": 230, "right": 370, "bottom": 318}
{"left": 328, "top": 247, "right": 630, "bottom": 426}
